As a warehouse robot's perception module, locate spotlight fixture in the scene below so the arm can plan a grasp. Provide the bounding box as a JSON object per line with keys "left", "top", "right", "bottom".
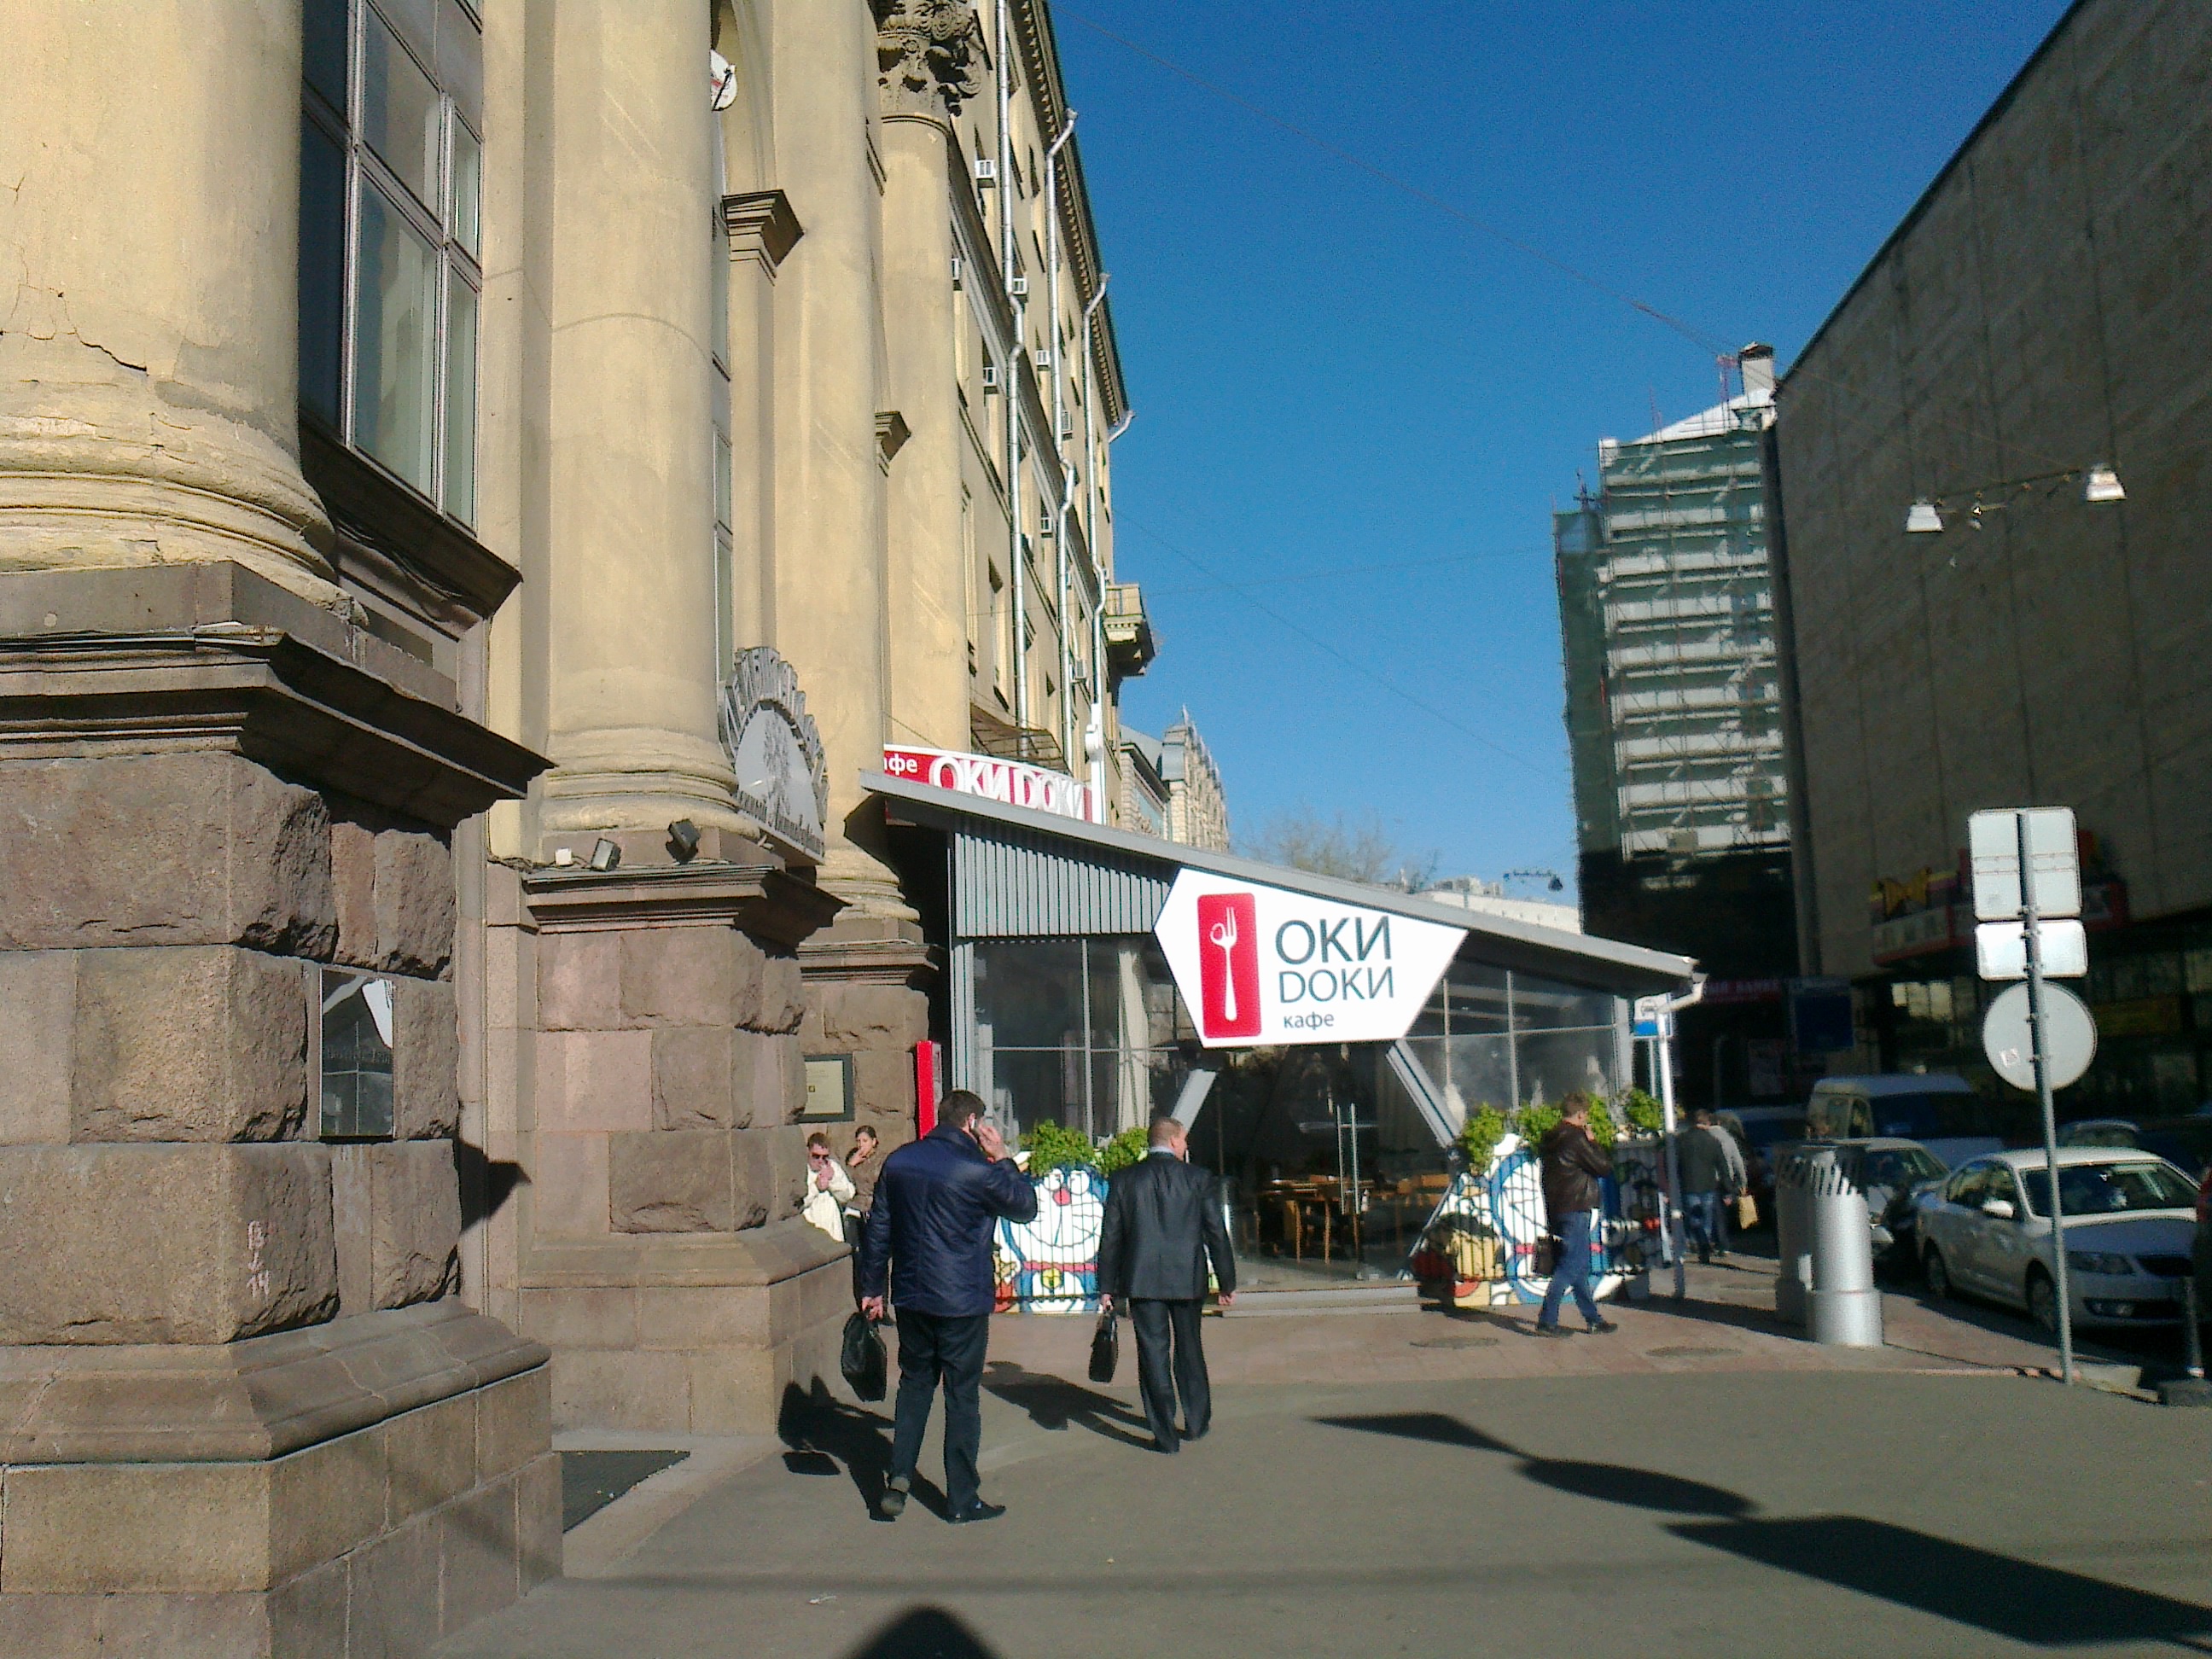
{"left": 550, "top": 847, "right": 575, "bottom": 868}
{"left": 1904, "top": 500, "right": 1944, "bottom": 534}
{"left": 667, "top": 818, "right": 701, "bottom": 862}
{"left": 587, "top": 837, "right": 621, "bottom": 872}
{"left": 2082, "top": 463, "right": 2126, "bottom": 504}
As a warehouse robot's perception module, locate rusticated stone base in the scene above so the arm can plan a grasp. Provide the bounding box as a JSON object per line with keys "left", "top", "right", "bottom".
{"left": 0, "top": 1304, "right": 558, "bottom": 1658}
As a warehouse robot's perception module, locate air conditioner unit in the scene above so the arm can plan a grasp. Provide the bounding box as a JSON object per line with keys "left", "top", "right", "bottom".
{"left": 974, "top": 159, "right": 998, "bottom": 186}
{"left": 1039, "top": 513, "right": 1056, "bottom": 536}
{"left": 1008, "top": 276, "right": 1029, "bottom": 298}
{"left": 1034, "top": 351, "right": 1051, "bottom": 373}
{"left": 981, "top": 365, "right": 1000, "bottom": 392}
{"left": 950, "top": 257, "right": 963, "bottom": 288}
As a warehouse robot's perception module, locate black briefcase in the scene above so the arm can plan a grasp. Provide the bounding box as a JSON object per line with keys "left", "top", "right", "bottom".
{"left": 841, "top": 1310, "right": 887, "bottom": 1401}
{"left": 1088, "top": 1306, "right": 1119, "bottom": 1383}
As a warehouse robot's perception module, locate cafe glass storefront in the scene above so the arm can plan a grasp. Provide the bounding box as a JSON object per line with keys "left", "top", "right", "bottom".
{"left": 874, "top": 765, "right": 1694, "bottom": 1290}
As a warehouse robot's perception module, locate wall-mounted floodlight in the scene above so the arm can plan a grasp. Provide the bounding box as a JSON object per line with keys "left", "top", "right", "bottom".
{"left": 588, "top": 838, "right": 621, "bottom": 872}
{"left": 1905, "top": 500, "right": 1944, "bottom": 534}
{"left": 2082, "top": 464, "right": 2125, "bottom": 504}
{"left": 667, "top": 818, "right": 701, "bottom": 862}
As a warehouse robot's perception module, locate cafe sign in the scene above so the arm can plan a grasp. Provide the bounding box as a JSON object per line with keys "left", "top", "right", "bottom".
{"left": 882, "top": 744, "right": 1097, "bottom": 823}
{"left": 1153, "top": 869, "right": 1464, "bottom": 1048}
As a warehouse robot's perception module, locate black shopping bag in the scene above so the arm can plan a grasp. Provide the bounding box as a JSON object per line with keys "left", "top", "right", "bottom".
{"left": 1088, "top": 1306, "right": 1119, "bottom": 1384}
{"left": 841, "top": 1310, "right": 887, "bottom": 1401}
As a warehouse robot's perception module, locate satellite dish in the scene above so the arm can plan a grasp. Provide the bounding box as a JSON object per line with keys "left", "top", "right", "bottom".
{"left": 709, "top": 49, "right": 738, "bottom": 112}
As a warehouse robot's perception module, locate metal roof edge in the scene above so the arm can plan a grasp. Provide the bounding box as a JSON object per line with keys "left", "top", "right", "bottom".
{"left": 864, "top": 771, "right": 1699, "bottom": 988}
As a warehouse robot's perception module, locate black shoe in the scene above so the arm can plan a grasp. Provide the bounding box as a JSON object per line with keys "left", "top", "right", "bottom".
{"left": 1586, "top": 1318, "right": 1620, "bottom": 1334}
{"left": 1154, "top": 1435, "right": 1180, "bottom": 1454}
{"left": 1182, "top": 1424, "right": 1209, "bottom": 1443}
{"left": 1698, "top": 1247, "right": 1712, "bottom": 1265}
{"left": 1533, "top": 1324, "right": 1573, "bottom": 1339}
{"left": 947, "top": 1500, "right": 1005, "bottom": 1524}
{"left": 878, "top": 1477, "right": 909, "bottom": 1519}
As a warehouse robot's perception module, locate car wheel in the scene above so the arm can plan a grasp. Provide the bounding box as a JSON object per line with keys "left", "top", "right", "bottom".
{"left": 1924, "top": 1249, "right": 1953, "bottom": 1301}
{"left": 2027, "top": 1269, "right": 2058, "bottom": 1334}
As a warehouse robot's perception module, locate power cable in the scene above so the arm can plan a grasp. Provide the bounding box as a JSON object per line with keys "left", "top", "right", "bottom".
{"left": 1119, "top": 513, "right": 1563, "bottom": 780}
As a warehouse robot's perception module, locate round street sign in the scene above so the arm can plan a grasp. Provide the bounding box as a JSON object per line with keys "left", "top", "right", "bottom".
{"left": 1982, "top": 981, "right": 2098, "bottom": 1091}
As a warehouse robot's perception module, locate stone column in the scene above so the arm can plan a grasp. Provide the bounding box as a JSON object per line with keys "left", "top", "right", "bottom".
{"left": 768, "top": 0, "right": 906, "bottom": 915}
{"left": 0, "top": 7, "right": 556, "bottom": 1650}
{"left": 539, "top": 1, "right": 738, "bottom": 846}
{"left": 0, "top": 0, "right": 333, "bottom": 602}
{"left": 877, "top": 3, "right": 980, "bottom": 754}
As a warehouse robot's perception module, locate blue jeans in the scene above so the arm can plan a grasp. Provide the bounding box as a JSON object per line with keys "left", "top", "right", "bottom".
{"left": 1540, "top": 1208, "right": 1604, "bottom": 1330}
{"left": 1685, "top": 1190, "right": 1728, "bottom": 1256}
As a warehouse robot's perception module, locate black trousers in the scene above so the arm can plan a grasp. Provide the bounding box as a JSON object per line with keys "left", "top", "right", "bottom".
{"left": 1129, "top": 1297, "right": 1209, "bottom": 1451}
{"left": 888, "top": 1309, "right": 990, "bottom": 1511}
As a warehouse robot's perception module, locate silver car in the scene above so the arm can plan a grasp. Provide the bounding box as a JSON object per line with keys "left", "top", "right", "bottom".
{"left": 1914, "top": 1146, "right": 2198, "bottom": 1331}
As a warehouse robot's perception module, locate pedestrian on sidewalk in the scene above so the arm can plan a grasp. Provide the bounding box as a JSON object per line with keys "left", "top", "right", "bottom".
{"left": 1535, "top": 1092, "right": 1618, "bottom": 1338}
{"left": 1679, "top": 1108, "right": 1744, "bottom": 1264}
{"left": 844, "top": 1125, "right": 882, "bottom": 1216}
{"left": 801, "top": 1132, "right": 856, "bottom": 1242}
{"left": 858, "top": 1091, "right": 1037, "bottom": 1523}
{"left": 1096, "top": 1116, "right": 1237, "bottom": 1454}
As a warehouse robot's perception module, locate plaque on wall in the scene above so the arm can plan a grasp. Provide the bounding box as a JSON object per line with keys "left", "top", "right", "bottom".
{"left": 802, "top": 1054, "right": 855, "bottom": 1121}
{"left": 719, "top": 646, "right": 829, "bottom": 860}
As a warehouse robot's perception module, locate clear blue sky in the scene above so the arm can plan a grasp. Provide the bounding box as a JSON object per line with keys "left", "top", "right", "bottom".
{"left": 1060, "top": 1, "right": 2073, "bottom": 894}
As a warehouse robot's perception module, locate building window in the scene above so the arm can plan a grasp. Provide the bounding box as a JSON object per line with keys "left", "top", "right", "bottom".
{"left": 321, "top": 970, "right": 397, "bottom": 1140}
{"left": 300, "top": 0, "right": 484, "bottom": 527}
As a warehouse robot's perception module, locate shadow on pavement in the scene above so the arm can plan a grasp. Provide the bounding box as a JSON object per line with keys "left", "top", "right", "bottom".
{"left": 778, "top": 1379, "right": 947, "bottom": 1521}
{"left": 981, "top": 1360, "right": 1152, "bottom": 1448}
{"left": 1315, "top": 1411, "right": 2212, "bottom": 1646}
{"left": 842, "top": 1606, "right": 1002, "bottom": 1658}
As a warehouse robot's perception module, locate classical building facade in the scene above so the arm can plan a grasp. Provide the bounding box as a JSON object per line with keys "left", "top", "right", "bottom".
{"left": 0, "top": 0, "right": 1133, "bottom": 1650}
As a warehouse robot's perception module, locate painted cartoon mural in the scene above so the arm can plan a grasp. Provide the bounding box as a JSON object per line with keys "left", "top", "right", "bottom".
{"left": 993, "top": 1164, "right": 1107, "bottom": 1313}
{"left": 1414, "top": 1133, "right": 1661, "bottom": 1306}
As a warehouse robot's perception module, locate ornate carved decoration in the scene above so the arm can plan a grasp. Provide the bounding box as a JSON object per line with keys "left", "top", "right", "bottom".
{"left": 718, "top": 647, "right": 829, "bottom": 860}
{"left": 876, "top": 0, "right": 983, "bottom": 120}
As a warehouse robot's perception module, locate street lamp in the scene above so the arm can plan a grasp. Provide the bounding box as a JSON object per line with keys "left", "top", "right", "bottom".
{"left": 1904, "top": 463, "right": 2124, "bottom": 536}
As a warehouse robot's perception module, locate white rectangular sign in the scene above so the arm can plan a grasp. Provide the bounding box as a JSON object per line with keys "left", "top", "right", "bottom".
{"left": 1974, "top": 918, "right": 2088, "bottom": 981}
{"left": 1632, "top": 995, "right": 1673, "bottom": 1040}
{"left": 1152, "top": 869, "right": 1464, "bottom": 1048}
{"left": 1970, "top": 806, "right": 2081, "bottom": 921}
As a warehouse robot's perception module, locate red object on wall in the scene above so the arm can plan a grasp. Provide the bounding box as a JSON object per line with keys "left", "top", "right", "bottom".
{"left": 914, "top": 1039, "right": 942, "bottom": 1137}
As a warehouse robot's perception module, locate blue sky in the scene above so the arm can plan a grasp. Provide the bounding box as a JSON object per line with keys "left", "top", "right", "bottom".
{"left": 1060, "top": 1, "right": 2073, "bottom": 894}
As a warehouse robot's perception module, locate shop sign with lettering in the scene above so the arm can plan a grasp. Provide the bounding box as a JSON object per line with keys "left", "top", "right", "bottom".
{"left": 1152, "top": 869, "right": 1465, "bottom": 1048}
{"left": 882, "top": 745, "right": 1097, "bottom": 823}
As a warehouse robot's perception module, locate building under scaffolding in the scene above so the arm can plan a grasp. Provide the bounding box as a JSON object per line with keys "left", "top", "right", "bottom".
{"left": 1554, "top": 344, "right": 1802, "bottom": 1106}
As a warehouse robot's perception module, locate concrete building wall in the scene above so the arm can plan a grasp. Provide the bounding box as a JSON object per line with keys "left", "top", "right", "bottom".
{"left": 1775, "top": 0, "right": 2212, "bottom": 983}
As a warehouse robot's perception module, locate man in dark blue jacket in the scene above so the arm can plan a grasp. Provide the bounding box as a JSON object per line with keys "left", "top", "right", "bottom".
{"left": 858, "top": 1090, "right": 1037, "bottom": 1522}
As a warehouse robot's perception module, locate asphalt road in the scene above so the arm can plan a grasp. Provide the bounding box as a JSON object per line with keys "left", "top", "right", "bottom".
{"left": 438, "top": 1365, "right": 2212, "bottom": 1659}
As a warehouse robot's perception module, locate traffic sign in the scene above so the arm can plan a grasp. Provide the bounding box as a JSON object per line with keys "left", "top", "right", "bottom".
{"left": 1981, "top": 981, "right": 2098, "bottom": 1091}
{"left": 1970, "top": 807, "right": 2081, "bottom": 920}
{"left": 1632, "top": 995, "right": 1673, "bottom": 1039}
{"left": 1975, "top": 918, "right": 2087, "bottom": 981}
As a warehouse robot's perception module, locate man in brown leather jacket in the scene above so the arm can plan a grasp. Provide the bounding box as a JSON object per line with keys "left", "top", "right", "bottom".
{"left": 1535, "top": 1092, "right": 1618, "bottom": 1337}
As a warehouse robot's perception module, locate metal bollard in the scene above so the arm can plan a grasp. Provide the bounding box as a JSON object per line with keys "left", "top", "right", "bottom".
{"left": 1804, "top": 1146, "right": 1883, "bottom": 1348}
{"left": 1773, "top": 1149, "right": 1811, "bottom": 1326}
{"left": 2184, "top": 1274, "right": 2206, "bottom": 1382}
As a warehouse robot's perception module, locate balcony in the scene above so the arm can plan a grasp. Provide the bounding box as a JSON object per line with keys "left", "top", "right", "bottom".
{"left": 1103, "top": 582, "right": 1155, "bottom": 678}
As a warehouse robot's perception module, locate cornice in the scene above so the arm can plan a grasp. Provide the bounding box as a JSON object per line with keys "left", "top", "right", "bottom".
{"left": 722, "top": 189, "right": 805, "bottom": 277}
{"left": 522, "top": 859, "right": 843, "bottom": 947}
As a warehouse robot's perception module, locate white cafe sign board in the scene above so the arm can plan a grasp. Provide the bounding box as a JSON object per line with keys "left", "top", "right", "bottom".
{"left": 1153, "top": 869, "right": 1465, "bottom": 1048}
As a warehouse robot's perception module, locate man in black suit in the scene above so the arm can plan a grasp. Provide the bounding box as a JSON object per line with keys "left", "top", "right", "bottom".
{"left": 1096, "top": 1116, "right": 1237, "bottom": 1453}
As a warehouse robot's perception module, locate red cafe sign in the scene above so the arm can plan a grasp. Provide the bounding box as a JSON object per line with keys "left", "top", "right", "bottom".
{"left": 881, "top": 745, "right": 1097, "bottom": 824}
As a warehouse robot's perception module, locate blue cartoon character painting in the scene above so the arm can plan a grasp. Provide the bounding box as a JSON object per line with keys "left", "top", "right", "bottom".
{"left": 994, "top": 1165, "right": 1107, "bottom": 1312}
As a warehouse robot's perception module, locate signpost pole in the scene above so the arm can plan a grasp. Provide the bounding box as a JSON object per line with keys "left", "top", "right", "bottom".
{"left": 2018, "top": 811, "right": 2075, "bottom": 1385}
{"left": 1656, "top": 1017, "right": 1687, "bottom": 1302}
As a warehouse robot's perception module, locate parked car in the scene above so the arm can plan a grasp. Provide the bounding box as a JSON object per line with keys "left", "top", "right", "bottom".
{"left": 2195, "top": 1164, "right": 2212, "bottom": 1313}
{"left": 1831, "top": 1138, "right": 1951, "bottom": 1272}
{"left": 1915, "top": 1147, "right": 2199, "bottom": 1331}
{"left": 1808, "top": 1074, "right": 2001, "bottom": 1168}
{"left": 2058, "top": 1115, "right": 2212, "bottom": 1178}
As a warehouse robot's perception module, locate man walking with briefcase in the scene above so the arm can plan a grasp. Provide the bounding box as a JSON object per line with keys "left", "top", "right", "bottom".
{"left": 1097, "top": 1117, "right": 1237, "bottom": 1453}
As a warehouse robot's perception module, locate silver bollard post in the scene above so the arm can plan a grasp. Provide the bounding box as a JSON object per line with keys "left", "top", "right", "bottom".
{"left": 1804, "top": 1146, "right": 1884, "bottom": 1348}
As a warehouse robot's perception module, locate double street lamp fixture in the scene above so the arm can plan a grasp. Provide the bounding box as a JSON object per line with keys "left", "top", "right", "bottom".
{"left": 1905, "top": 463, "right": 2125, "bottom": 535}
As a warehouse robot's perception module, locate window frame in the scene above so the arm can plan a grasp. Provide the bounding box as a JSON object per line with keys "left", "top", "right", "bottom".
{"left": 301, "top": 0, "right": 484, "bottom": 527}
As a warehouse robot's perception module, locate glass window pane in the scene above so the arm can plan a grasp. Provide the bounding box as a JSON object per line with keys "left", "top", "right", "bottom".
{"left": 353, "top": 183, "right": 439, "bottom": 492}
{"left": 437, "top": 0, "right": 485, "bottom": 130}
{"left": 443, "top": 271, "right": 477, "bottom": 523}
{"left": 714, "top": 433, "right": 732, "bottom": 532}
{"left": 450, "top": 117, "right": 481, "bottom": 257}
{"left": 322, "top": 971, "right": 395, "bottom": 1140}
{"left": 299, "top": 118, "right": 348, "bottom": 428}
{"left": 303, "top": 0, "right": 350, "bottom": 114}
{"left": 361, "top": 5, "right": 441, "bottom": 212}
{"left": 974, "top": 940, "right": 1085, "bottom": 1050}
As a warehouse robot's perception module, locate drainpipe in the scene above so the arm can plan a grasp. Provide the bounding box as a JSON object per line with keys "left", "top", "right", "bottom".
{"left": 1079, "top": 276, "right": 1109, "bottom": 820}
{"left": 996, "top": 0, "right": 1028, "bottom": 734}
{"left": 1047, "top": 113, "right": 1076, "bottom": 771}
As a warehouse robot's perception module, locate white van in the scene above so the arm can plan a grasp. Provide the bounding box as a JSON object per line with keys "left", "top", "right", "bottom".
{"left": 1806, "top": 1074, "right": 2003, "bottom": 1168}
